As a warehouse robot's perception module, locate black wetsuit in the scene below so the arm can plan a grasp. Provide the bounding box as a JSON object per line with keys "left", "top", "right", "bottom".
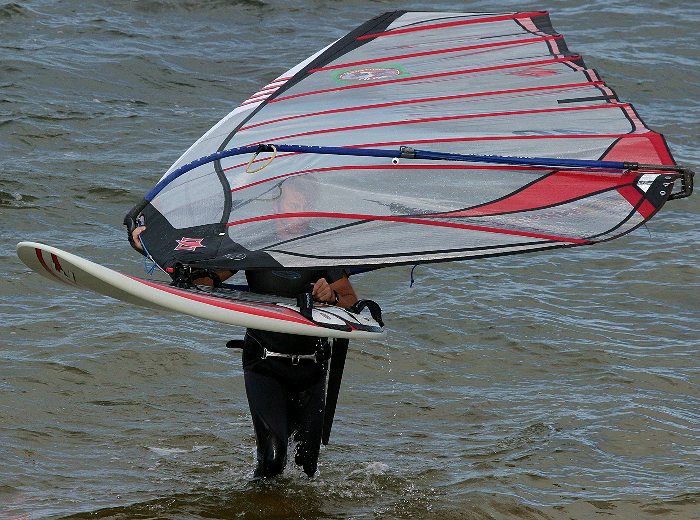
{"left": 243, "top": 268, "right": 344, "bottom": 478}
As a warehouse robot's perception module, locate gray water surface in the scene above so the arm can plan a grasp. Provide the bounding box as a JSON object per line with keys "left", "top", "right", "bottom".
{"left": 1, "top": 1, "right": 699, "bottom": 518}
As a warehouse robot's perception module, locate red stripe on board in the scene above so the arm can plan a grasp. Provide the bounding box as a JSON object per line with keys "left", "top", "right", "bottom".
{"left": 357, "top": 12, "right": 549, "bottom": 40}
{"left": 226, "top": 212, "right": 589, "bottom": 244}
{"left": 35, "top": 249, "right": 60, "bottom": 279}
{"left": 132, "top": 277, "right": 316, "bottom": 326}
{"left": 240, "top": 82, "right": 604, "bottom": 132}
{"left": 310, "top": 35, "right": 563, "bottom": 73}
{"left": 230, "top": 163, "right": 546, "bottom": 193}
{"left": 271, "top": 56, "right": 580, "bottom": 104}
{"left": 247, "top": 103, "right": 629, "bottom": 144}
{"left": 50, "top": 254, "right": 63, "bottom": 273}
{"left": 34, "top": 248, "right": 75, "bottom": 286}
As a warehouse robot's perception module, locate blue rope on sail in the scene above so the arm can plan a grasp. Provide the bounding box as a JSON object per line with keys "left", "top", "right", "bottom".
{"left": 139, "top": 236, "right": 164, "bottom": 276}
{"left": 145, "top": 143, "right": 645, "bottom": 202}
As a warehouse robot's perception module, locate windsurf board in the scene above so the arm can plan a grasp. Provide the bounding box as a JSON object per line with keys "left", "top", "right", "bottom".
{"left": 16, "top": 241, "right": 384, "bottom": 339}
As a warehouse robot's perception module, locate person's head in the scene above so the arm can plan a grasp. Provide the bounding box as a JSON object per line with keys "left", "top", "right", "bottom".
{"left": 273, "top": 175, "right": 317, "bottom": 236}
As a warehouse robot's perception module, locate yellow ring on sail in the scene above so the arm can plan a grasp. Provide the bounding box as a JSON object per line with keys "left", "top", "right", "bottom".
{"left": 245, "top": 145, "right": 277, "bottom": 174}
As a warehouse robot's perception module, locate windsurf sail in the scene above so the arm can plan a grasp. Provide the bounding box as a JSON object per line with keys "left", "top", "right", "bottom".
{"left": 126, "top": 10, "right": 693, "bottom": 272}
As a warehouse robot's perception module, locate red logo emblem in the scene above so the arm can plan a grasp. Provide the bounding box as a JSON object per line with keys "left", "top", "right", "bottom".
{"left": 175, "top": 237, "right": 206, "bottom": 251}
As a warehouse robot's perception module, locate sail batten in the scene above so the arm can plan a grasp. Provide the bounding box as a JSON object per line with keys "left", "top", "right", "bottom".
{"left": 308, "top": 35, "right": 565, "bottom": 73}
{"left": 240, "top": 81, "right": 608, "bottom": 132}
{"left": 238, "top": 103, "right": 631, "bottom": 147}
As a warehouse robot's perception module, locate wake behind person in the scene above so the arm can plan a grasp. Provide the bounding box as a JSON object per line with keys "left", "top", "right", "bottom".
{"left": 127, "top": 177, "right": 359, "bottom": 479}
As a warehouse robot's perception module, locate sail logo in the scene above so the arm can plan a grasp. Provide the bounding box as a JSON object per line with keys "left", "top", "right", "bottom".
{"left": 175, "top": 237, "right": 206, "bottom": 252}
{"left": 334, "top": 66, "right": 407, "bottom": 84}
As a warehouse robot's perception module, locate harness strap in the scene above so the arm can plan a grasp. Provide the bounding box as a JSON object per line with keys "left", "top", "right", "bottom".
{"left": 261, "top": 348, "right": 317, "bottom": 365}
{"left": 229, "top": 333, "right": 330, "bottom": 365}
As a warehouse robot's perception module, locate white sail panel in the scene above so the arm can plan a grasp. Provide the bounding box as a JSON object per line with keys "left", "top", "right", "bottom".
{"left": 132, "top": 10, "right": 687, "bottom": 271}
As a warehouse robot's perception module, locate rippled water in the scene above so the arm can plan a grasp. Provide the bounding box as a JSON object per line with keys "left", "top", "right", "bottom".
{"left": 1, "top": 1, "right": 699, "bottom": 518}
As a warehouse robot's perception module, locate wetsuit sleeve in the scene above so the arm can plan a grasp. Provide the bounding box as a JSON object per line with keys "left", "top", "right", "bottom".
{"left": 324, "top": 268, "right": 346, "bottom": 284}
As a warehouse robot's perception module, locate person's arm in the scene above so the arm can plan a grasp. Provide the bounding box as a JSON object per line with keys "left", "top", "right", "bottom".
{"left": 311, "top": 274, "right": 358, "bottom": 308}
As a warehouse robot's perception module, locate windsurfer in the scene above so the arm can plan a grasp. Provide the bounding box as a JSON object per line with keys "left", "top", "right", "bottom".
{"left": 129, "top": 225, "right": 357, "bottom": 479}
{"left": 241, "top": 268, "right": 357, "bottom": 478}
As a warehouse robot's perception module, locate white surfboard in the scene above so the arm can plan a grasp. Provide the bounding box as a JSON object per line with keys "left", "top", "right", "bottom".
{"left": 16, "top": 242, "right": 384, "bottom": 339}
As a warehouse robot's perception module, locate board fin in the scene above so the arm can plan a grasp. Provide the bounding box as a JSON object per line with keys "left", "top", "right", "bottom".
{"left": 322, "top": 338, "right": 349, "bottom": 445}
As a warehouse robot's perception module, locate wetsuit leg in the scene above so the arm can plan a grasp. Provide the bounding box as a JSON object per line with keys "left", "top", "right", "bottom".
{"left": 244, "top": 367, "right": 289, "bottom": 478}
{"left": 292, "top": 369, "right": 327, "bottom": 477}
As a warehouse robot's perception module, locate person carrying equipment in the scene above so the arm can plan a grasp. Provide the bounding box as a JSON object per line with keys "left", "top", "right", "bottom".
{"left": 128, "top": 191, "right": 358, "bottom": 478}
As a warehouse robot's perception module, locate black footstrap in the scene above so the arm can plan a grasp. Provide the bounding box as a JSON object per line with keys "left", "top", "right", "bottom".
{"left": 168, "top": 264, "right": 223, "bottom": 288}
{"left": 296, "top": 291, "right": 314, "bottom": 320}
{"left": 322, "top": 338, "right": 348, "bottom": 446}
{"left": 349, "top": 299, "right": 384, "bottom": 327}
